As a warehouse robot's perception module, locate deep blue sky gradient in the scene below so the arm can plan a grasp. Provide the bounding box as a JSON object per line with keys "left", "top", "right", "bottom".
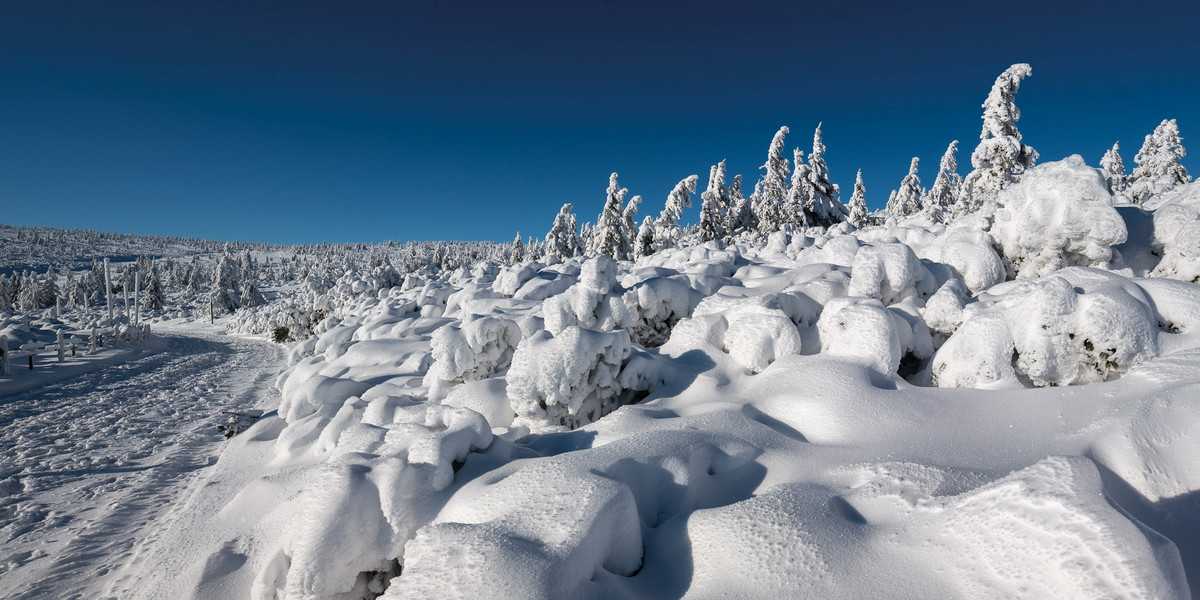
{"left": 2, "top": 0, "right": 1199, "bottom": 244}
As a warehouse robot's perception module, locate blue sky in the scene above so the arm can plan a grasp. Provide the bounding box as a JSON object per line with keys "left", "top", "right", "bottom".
{"left": 1, "top": 0, "right": 1198, "bottom": 245}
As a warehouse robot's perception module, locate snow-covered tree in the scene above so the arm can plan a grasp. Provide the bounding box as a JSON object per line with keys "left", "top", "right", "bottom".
{"left": 725, "top": 174, "right": 750, "bottom": 236}
{"left": 655, "top": 174, "right": 699, "bottom": 251}
{"left": 240, "top": 278, "right": 266, "bottom": 309}
{"left": 510, "top": 232, "right": 525, "bottom": 263}
{"left": 1128, "top": 119, "right": 1190, "bottom": 203}
{"left": 210, "top": 251, "right": 241, "bottom": 313}
{"left": 887, "top": 157, "right": 923, "bottom": 218}
{"left": 0, "top": 275, "right": 11, "bottom": 312}
{"left": 1100, "top": 142, "right": 1127, "bottom": 197}
{"left": 751, "top": 126, "right": 790, "bottom": 234}
{"left": 545, "top": 203, "right": 583, "bottom": 259}
{"left": 620, "top": 195, "right": 642, "bottom": 260}
{"left": 785, "top": 148, "right": 810, "bottom": 227}
{"left": 699, "top": 160, "right": 728, "bottom": 242}
{"left": 960, "top": 63, "right": 1037, "bottom": 213}
{"left": 925, "top": 141, "right": 962, "bottom": 222}
{"left": 592, "top": 172, "right": 629, "bottom": 259}
{"left": 847, "top": 169, "right": 868, "bottom": 228}
{"left": 805, "top": 123, "right": 846, "bottom": 227}
{"left": 143, "top": 265, "right": 166, "bottom": 311}
{"left": 635, "top": 216, "right": 656, "bottom": 259}
{"left": 40, "top": 267, "right": 59, "bottom": 310}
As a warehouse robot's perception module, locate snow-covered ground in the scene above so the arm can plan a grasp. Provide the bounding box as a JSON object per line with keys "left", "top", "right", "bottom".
{"left": 2, "top": 65, "right": 1199, "bottom": 598}
{"left": 0, "top": 324, "right": 284, "bottom": 600}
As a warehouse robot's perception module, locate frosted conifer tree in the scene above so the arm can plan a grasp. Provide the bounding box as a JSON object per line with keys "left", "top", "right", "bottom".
{"left": 620, "top": 195, "right": 642, "bottom": 260}
{"left": 725, "top": 174, "right": 750, "bottom": 236}
{"left": 1129, "top": 119, "right": 1190, "bottom": 203}
{"left": 0, "top": 275, "right": 10, "bottom": 312}
{"left": 635, "top": 216, "right": 656, "bottom": 258}
{"left": 847, "top": 169, "right": 868, "bottom": 228}
{"left": 579, "top": 222, "right": 594, "bottom": 255}
{"left": 240, "top": 278, "right": 266, "bottom": 309}
{"left": 785, "top": 148, "right": 810, "bottom": 227}
{"left": 40, "top": 267, "right": 59, "bottom": 310}
{"left": 805, "top": 123, "right": 847, "bottom": 227}
{"left": 655, "top": 174, "right": 700, "bottom": 251}
{"left": 592, "top": 172, "right": 629, "bottom": 259}
{"left": 750, "top": 126, "right": 790, "bottom": 234}
{"left": 698, "top": 160, "right": 728, "bottom": 242}
{"left": 510, "top": 232, "right": 525, "bottom": 263}
{"left": 545, "top": 203, "right": 583, "bottom": 259}
{"left": 1100, "top": 142, "right": 1127, "bottom": 197}
{"left": 887, "top": 158, "right": 923, "bottom": 218}
{"left": 925, "top": 141, "right": 962, "bottom": 222}
{"left": 960, "top": 63, "right": 1037, "bottom": 212}
{"left": 143, "top": 265, "right": 166, "bottom": 311}
{"left": 210, "top": 251, "right": 241, "bottom": 312}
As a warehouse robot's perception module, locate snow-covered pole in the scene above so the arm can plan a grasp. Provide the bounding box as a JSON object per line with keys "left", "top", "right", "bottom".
{"left": 104, "top": 258, "right": 114, "bottom": 322}
{"left": 89, "top": 328, "right": 97, "bottom": 355}
{"left": 55, "top": 297, "right": 61, "bottom": 319}
{"left": 57, "top": 330, "right": 65, "bottom": 363}
{"left": 123, "top": 285, "right": 129, "bottom": 320}
{"left": 135, "top": 271, "right": 141, "bottom": 326}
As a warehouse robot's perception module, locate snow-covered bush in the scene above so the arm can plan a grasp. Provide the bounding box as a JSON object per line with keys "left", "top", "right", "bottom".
{"left": 847, "top": 242, "right": 936, "bottom": 305}
{"left": 816, "top": 296, "right": 904, "bottom": 375}
{"left": 991, "top": 156, "right": 1127, "bottom": 278}
{"left": 506, "top": 326, "right": 633, "bottom": 430}
{"left": 932, "top": 268, "right": 1159, "bottom": 388}
{"left": 424, "top": 316, "right": 522, "bottom": 401}
{"left": 1144, "top": 181, "right": 1200, "bottom": 282}
{"left": 919, "top": 225, "right": 1005, "bottom": 294}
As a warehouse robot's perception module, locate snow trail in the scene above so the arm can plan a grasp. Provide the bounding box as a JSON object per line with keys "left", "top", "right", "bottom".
{"left": 0, "top": 329, "right": 284, "bottom": 600}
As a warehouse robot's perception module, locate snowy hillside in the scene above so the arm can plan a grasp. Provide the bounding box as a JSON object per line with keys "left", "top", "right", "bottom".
{"left": 3, "top": 63, "right": 1199, "bottom": 599}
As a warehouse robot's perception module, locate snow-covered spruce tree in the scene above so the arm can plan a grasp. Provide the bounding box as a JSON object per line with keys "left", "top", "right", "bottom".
{"left": 240, "top": 278, "right": 266, "bottom": 309}
{"left": 592, "top": 172, "right": 629, "bottom": 260}
{"left": 635, "top": 216, "right": 656, "bottom": 258}
{"left": 0, "top": 275, "right": 11, "bottom": 312}
{"left": 210, "top": 251, "right": 241, "bottom": 313}
{"left": 925, "top": 140, "right": 962, "bottom": 222}
{"left": 578, "top": 222, "right": 594, "bottom": 255}
{"left": 39, "top": 267, "right": 59, "bottom": 310}
{"left": 725, "top": 174, "right": 750, "bottom": 236}
{"left": 785, "top": 148, "right": 811, "bottom": 227}
{"left": 959, "top": 63, "right": 1037, "bottom": 213}
{"left": 887, "top": 157, "right": 923, "bottom": 219}
{"left": 750, "top": 126, "right": 790, "bottom": 234}
{"left": 545, "top": 203, "right": 583, "bottom": 259}
{"left": 620, "top": 195, "right": 642, "bottom": 260}
{"left": 1100, "top": 142, "right": 1127, "bottom": 196}
{"left": 847, "top": 169, "right": 868, "bottom": 228}
{"left": 1128, "top": 119, "right": 1190, "bottom": 203}
{"left": 142, "top": 265, "right": 166, "bottom": 311}
{"left": 698, "top": 160, "right": 728, "bottom": 242}
{"left": 655, "top": 174, "right": 700, "bottom": 251}
{"left": 510, "top": 232, "right": 525, "bottom": 263}
{"left": 805, "top": 123, "right": 846, "bottom": 227}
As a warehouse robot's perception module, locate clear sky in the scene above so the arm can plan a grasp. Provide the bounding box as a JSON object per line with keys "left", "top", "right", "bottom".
{"left": 1, "top": 0, "right": 1198, "bottom": 245}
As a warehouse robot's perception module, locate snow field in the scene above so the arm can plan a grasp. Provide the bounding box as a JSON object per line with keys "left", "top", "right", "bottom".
{"left": 151, "top": 158, "right": 1200, "bottom": 599}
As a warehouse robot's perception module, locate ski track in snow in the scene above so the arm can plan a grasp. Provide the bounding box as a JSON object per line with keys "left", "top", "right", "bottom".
{"left": 0, "top": 329, "right": 283, "bottom": 600}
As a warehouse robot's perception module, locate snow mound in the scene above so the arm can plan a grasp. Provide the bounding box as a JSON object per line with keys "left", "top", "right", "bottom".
{"left": 847, "top": 242, "right": 936, "bottom": 305}
{"left": 991, "top": 156, "right": 1127, "bottom": 278}
{"left": 1145, "top": 181, "right": 1200, "bottom": 282}
{"left": 424, "top": 315, "right": 522, "bottom": 401}
{"left": 933, "top": 268, "right": 1160, "bottom": 388}
{"left": 506, "top": 326, "right": 633, "bottom": 430}
{"left": 817, "top": 296, "right": 904, "bottom": 375}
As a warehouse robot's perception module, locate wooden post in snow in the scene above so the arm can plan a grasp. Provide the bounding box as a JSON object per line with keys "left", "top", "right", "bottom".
{"left": 0, "top": 337, "right": 8, "bottom": 376}
{"left": 57, "top": 330, "right": 65, "bottom": 363}
{"left": 134, "top": 271, "right": 141, "bottom": 326}
{"left": 104, "top": 258, "right": 114, "bottom": 322}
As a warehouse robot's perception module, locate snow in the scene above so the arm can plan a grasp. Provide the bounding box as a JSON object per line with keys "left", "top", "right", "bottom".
{"left": 4, "top": 113, "right": 1200, "bottom": 600}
